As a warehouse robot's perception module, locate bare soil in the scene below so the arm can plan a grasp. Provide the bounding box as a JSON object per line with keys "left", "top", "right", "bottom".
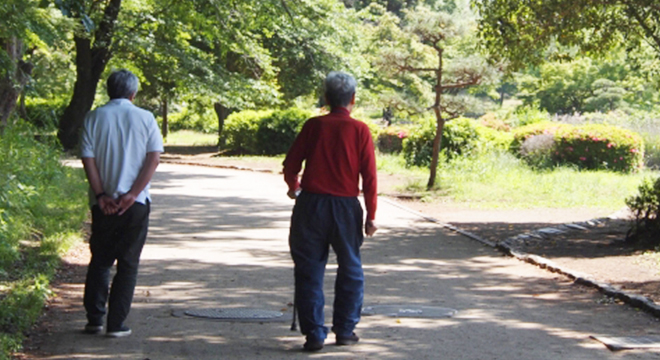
{"left": 159, "top": 146, "right": 660, "bottom": 306}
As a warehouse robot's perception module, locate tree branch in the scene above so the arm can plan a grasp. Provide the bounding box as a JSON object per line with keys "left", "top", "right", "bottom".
{"left": 440, "top": 80, "right": 481, "bottom": 90}
{"left": 624, "top": 1, "right": 660, "bottom": 53}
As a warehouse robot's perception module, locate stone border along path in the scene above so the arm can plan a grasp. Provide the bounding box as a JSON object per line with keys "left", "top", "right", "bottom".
{"left": 160, "top": 158, "right": 660, "bottom": 320}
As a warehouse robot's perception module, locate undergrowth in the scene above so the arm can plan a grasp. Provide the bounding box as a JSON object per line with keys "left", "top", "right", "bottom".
{"left": 0, "top": 122, "right": 87, "bottom": 359}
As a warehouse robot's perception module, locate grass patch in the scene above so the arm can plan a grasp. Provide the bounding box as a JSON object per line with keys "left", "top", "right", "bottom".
{"left": 165, "top": 130, "right": 218, "bottom": 146}
{"left": 381, "top": 151, "right": 657, "bottom": 209}
{"left": 0, "top": 122, "right": 88, "bottom": 359}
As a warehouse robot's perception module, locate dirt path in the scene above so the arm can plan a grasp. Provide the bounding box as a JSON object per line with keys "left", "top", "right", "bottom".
{"left": 19, "top": 163, "right": 660, "bottom": 359}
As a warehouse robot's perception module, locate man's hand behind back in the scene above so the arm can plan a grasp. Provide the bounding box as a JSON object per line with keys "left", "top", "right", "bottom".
{"left": 98, "top": 195, "right": 119, "bottom": 215}
{"left": 116, "top": 193, "right": 137, "bottom": 216}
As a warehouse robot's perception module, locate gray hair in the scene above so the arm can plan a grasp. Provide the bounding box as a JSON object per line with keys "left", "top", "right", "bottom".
{"left": 107, "top": 69, "right": 139, "bottom": 100}
{"left": 324, "top": 71, "right": 356, "bottom": 108}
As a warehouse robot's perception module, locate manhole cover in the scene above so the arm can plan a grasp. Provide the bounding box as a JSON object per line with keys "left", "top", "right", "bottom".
{"left": 361, "top": 305, "right": 457, "bottom": 318}
{"left": 184, "top": 308, "right": 284, "bottom": 320}
{"left": 591, "top": 336, "right": 660, "bottom": 351}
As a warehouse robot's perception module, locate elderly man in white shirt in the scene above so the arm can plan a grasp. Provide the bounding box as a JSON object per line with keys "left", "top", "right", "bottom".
{"left": 80, "top": 69, "right": 163, "bottom": 338}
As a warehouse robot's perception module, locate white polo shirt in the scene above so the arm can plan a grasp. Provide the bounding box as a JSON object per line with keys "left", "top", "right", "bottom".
{"left": 80, "top": 99, "right": 164, "bottom": 207}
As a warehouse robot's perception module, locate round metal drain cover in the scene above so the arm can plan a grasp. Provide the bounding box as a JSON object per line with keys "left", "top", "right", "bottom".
{"left": 362, "top": 305, "right": 457, "bottom": 318}
{"left": 184, "top": 308, "right": 284, "bottom": 320}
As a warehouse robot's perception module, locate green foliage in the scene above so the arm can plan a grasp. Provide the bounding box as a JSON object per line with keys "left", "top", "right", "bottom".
{"left": 511, "top": 122, "right": 571, "bottom": 155}
{"left": 474, "top": 0, "right": 657, "bottom": 70}
{"left": 255, "top": 108, "right": 313, "bottom": 155}
{"left": 377, "top": 126, "right": 409, "bottom": 153}
{"left": 166, "top": 107, "right": 218, "bottom": 134}
{"left": 402, "top": 117, "right": 512, "bottom": 167}
{"left": 222, "top": 108, "right": 312, "bottom": 155}
{"left": 555, "top": 124, "right": 644, "bottom": 172}
{"left": 164, "top": 130, "right": 218, "bottom": 146}
{"left": 626, "top": 176, "right": 660, "bottom": 245}
{"left": 476, "top": 123, "right": 514, "bottom": 151}
{"left": 222, "top": 110, "right": 270, "bottom": 155}
{"left": 514, "top": 56, "right": 658, "bottom": 114}
{"left": 442, "top": 117, "right": 482, "bottom": 159}
{"left": 0, "top": 121, "right": 87, "bottom": 358}
{"left": 401, "top": 117, "right": 436, "bottom": 167}
{"left": 567, "top": 109, "right": 660, "bottom": 169}
{"left": 511, "top": 121, "right": 644, "bottom": 172}
{"left": 23, "top": 97, "right": 68, "bottom": 130}
{"left": 0, "top": 275, "right": 50, "bottom": 334}
{"left": 478, "top": 112, "right": 510, "bottom": 132}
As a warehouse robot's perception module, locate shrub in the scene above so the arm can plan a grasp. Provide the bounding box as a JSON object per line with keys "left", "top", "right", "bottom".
{"left": 477, "top": 125, "right": 514, "bottom": 151}
{"left": 507, "top": 106, "right": 551, "bottom": 128}
{"left": 554, "top": 124, "right": 644, "bottom": 172}
{"left": 402, "top": 117, "right": 435, "bottom": 167}
{"left": 519, "top": 133, "right": 555, "bottom": 169}
{"left": 402, "top": 117, "right": 513, "bottom": 167}
{"left": 23, "top": 97, "right": 67, "bottom": 130}
{"left": 479, "top": 112, "right": 511, "bottom": 132}
{"left": 222, "top": 108, "right": 313, "bottom": 155}
{"left": 626, "top": 176, "right": 660, "bottom": 245}
{"left": 255, "top": 108, "right": 312, "bottom": 155}
{"left": 221, "top": 110, "right": 271, "bottom": 154}
{"left": 166, "top": 107, "right": 218, "bottom": 134}
{"left": 441, "top": 118, "right": 482, "bottom": 159}
{"left": 377, "top": 126, "right": 408, "bottom": 154}
{"left": 510, "top": 122, "right": 571, "bottom": 154}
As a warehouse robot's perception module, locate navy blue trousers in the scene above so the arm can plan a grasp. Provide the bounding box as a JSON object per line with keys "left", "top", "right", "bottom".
{"left": 289, "top": 192, "right": 364, "bottom": 342}
{"left": 84, "top": 201, "right": 149, "bottom": 331}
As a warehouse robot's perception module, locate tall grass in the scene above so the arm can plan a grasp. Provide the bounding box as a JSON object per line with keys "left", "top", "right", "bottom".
{"left": 0, "top": 122, "right": 88, "bottom": 359}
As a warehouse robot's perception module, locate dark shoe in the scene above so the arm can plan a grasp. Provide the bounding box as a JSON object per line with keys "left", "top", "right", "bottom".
{"left": 84, "top": 323, "right": 103, "bottom": 334}
{"left": 106, "top": 325, "right": 132, "bottom": 338}
{"left": 303, "top": 339, "right": 324, "bottom": 352}
{"left": 336, "top": 332, "right": 359, "bottom": 346}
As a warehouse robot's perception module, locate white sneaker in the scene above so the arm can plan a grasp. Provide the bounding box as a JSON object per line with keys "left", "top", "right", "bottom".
{"left": 106, "top": 326, "right": 132, "bottom": 338}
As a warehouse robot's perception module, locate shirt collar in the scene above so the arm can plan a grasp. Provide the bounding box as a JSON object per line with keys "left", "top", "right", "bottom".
{"left": 330, "top": 107, "right": 350, "bottom": 116}
{"left": 107, "top": 98, "right": 133, "bottom": 106}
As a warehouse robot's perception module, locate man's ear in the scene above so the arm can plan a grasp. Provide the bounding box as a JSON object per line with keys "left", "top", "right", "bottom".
{"left": 350, "top": 93, "right": 356, "bottom": 105}
{"left": 129, "top": 93, "right": 137, "bottom": 102}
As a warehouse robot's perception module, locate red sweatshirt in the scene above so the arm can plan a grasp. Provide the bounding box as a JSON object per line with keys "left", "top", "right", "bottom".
{"left": 283, "top": 107, "right": 377, "bottom": 220}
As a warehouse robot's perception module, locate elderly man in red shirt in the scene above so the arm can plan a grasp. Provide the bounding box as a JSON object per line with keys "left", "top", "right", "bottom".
{"left": 283, "top": 71, "right": 377, "bottom": 352}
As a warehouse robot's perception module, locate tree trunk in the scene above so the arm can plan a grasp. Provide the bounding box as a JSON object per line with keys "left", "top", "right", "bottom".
{"left": 427, "top": 109, "right": 445, "bottom": 190}
{"left": 57, "top": 0, "right": 123, "bottom": 150}
{"left": 214, "top": 102, "right": 231, "bottom": 147}
{"left": 0, "top": 37, "right": 26, "bottom": 128}
{"left": 161, "top": 96, "right": 168, "bottom": 140}
{"left": 427, "top": 48, "right": 444, "bottom": 190}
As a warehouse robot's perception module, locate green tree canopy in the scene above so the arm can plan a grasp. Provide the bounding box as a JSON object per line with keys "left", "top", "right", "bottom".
{"left": 474, "top": 0, "right": 660, "bottom": 70}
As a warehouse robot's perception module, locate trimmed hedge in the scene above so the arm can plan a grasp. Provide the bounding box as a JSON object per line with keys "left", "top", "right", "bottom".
{"left": 510, "top": 122, "right": 571, "bottom": 154}
{"left": 221, "top": 110, "right": 272, "bottom": 154}
{"left": 377, "top": 126, "right": 409, "bottom": 154}
{"left": 511, "top": 122, "right": 644, "bottom": 171}
{"left": 555, "top": 124, "right": 644, "bottom": 172}
{"left": 221, "top": 108, "right": 312, "bottom": 155}
{"left": 402, "top": 117, "right": 513, "bottom": 167}
{"left": 256, "top": 108, "right": 313, "bottom": 155}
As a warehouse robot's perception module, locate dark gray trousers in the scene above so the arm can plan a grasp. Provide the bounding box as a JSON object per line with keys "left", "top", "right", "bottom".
{"left": 83, "top": 201, "right": 150, "bottom": 331}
